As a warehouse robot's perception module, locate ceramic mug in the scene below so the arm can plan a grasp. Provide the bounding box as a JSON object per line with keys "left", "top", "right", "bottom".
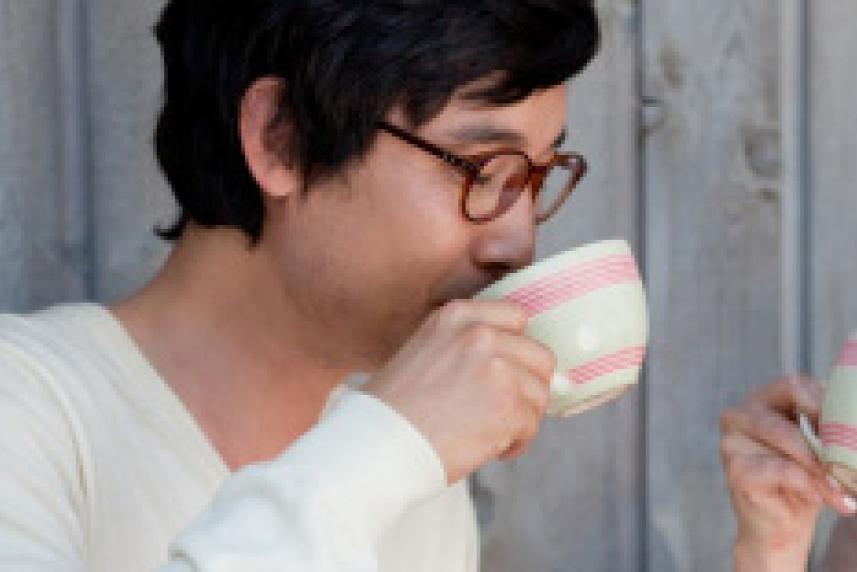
{"left": 799, "top": 331, "right": 857, "bottom": 493}
{"left": 475, "top": 239, "right": 649, "bottom": 418}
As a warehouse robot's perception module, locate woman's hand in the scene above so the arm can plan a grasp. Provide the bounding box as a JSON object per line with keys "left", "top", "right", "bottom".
{"left": 720, "top": 376, "right": 857, "bottom": 571}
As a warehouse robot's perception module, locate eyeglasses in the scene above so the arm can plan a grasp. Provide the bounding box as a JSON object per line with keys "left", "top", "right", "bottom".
{"left": 377, "top": 121, "right": 587, "bottom": 224}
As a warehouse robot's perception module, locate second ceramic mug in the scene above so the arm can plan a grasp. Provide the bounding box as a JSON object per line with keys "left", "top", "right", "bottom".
{"left": 800, "top": 331, "right": 857, "bottom": 494}
{"left": 475, "top": 239, "right": 649, "bottom": 418}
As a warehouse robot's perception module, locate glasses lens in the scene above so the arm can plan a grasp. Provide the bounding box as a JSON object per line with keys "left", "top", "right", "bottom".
{"left": 466, "top": 154, "right": 530, "bottom": 221}
{"left": 535, "top": 164, "right": 574, "bottom": 221}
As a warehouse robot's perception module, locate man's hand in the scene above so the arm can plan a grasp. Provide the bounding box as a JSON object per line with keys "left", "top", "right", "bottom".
{"left": 363, "top": 299, "right": 555, "bottom": 485}
{"left": 720, "top": 377, "right": 857, "bottom": 571}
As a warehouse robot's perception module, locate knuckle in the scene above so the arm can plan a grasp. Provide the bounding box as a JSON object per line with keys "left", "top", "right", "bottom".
{"left": 465, "top": 324, "right": 498, "bottom": 354}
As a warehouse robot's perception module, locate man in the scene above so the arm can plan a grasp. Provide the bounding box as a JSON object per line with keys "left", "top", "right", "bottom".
{"left": 720, "top": 377, "right": 857, "bottom": 570}
{"left": 0, "top": 1, "right": 599, "bottom": 569}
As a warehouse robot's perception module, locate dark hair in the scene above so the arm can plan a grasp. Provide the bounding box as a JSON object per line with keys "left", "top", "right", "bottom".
{"left": 153, "top": 0, "right": 600, "bottom": 243}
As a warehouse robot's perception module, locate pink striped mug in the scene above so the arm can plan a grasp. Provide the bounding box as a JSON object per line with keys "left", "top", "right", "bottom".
{"left": 800, "top": 331, "right": 857, "bottom": 493}
{"left": 475, "top": 239, "right": 649, "bottom": 417}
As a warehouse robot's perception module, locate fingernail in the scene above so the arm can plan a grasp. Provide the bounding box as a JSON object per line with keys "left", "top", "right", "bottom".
{"left": 828, "top": 475, "right": 844, "bottom": 493}
{"left": 843, "top": 496, "right": 857, "bottom": 514}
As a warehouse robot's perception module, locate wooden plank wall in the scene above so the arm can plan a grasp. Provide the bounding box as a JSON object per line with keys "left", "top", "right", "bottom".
{"left": 0, "top": 1, "right": 86, "bottom": 310}
{"left": 810, "top": 1, "right": 857, "bottom": 390}
{"left": 1, "top": 1, "right": 855, "bottom": 570}
{"left": 86, "top": 0, "right": 173, "bottom": 301}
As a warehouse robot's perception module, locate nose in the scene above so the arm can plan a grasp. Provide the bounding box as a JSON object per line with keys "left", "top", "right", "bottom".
{"left": 469, "top": 191, "right": 537, "bottom": 280}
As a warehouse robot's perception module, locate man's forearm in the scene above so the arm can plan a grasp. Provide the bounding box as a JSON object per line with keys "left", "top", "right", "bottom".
{"left": 164, "top": 390, "right": 446, "bottom": 571}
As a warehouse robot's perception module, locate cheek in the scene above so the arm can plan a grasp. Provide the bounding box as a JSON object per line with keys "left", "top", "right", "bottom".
{"left": 369, "top": 171, "right": 468, "bottom": 296}
{"left": 281, "top": 174, "right": 467, "bottom": 364}
{"left": 364, "top": 152, "right": 467, "bottom": 256}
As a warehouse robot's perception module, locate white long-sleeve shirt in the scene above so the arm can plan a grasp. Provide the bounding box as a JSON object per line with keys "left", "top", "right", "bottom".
{"left": 0, "top": 303, "right": 479, "bottom": 571}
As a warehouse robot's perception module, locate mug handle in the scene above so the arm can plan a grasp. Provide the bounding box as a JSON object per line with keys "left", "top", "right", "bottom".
{"left": 798, "top": 412, "right": 825, "bottom": 461}
{"left": 547, "top": 371, "right": 574, "bottom": 417}
{"left": 550, "top": 371, "right": 573, "bottom": 397}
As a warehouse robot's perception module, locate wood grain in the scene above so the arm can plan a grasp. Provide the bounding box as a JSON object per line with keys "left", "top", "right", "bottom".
{"left": 86, "top": 0, "right": 173, "bottom": 301}
{"left": 0, "top": 1, "right": 86, "bottom": 310}
{"left": 642, "top": 1, "right": 783, "bottom": 569}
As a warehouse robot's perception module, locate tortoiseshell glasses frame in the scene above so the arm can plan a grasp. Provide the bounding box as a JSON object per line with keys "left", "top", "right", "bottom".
{"left": 377, "top": 121, "right": 588, "bottom": 224}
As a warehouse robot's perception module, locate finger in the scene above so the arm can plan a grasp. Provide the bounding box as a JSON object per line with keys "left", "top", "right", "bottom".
{"left": 513, "top": 363, "right": 551, "bottom": 418}
{"left": 498, "top": 412, "right": 541, "bottom": 461}
{"left": 495, "top": 368, "right": 545, "bottom": 461}
{"left": 498, "top": 441, "right": 526, "bottom": 460}
{"left": 723, "top": 439, "right": 822, "bottom": 506}
{"left": 722, "top": 431, "right": 855, "bottom": 514}
{"left": 747, "top": 376, "right": 823, "bottom": 423}
{"left": 814, "top": 473, "right": 857, "bottom": 517}
{"left": 490, "top": 329, "right": 556, "bottom": 384}
{"left": 720, "top": 405, "right": 823, "bottom": 478}
{"left": 436, "top": 299, "right": 529, "bottom": 335}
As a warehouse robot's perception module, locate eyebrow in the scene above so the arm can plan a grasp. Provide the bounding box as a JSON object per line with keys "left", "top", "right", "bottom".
{"left": 445, "top": 125, "right": 568, "bottom": 155}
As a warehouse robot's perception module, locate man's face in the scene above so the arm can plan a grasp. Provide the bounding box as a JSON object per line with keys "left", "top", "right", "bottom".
{"left": 264, "top": 82, "right": 569, "bottom": 371}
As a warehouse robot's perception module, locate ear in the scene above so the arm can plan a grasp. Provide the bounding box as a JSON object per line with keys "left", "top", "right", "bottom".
{"left": 239, "top": 77, "right": 298, "bottom": 199}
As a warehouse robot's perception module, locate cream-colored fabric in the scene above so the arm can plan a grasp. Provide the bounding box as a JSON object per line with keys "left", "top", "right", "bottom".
{"left": 0, "top": 303, "right": 479, "bottom": 571}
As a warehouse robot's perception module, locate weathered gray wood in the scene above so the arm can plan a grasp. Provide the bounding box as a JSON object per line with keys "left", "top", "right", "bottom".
{"left": 780, "top": 0, "right": 809, "bottom": 376}
{"left": 87, "top": 0, "right": 173, "bottom": 302}
{"left": 476, "top": 2, "right": 642, "bottom": 570}
{"left": 809, "top": 0, "right": 857, "bottom": 382}
{"left": 643, "top": 1, "right": 783, "bottom": 570}
{"left": 809, "top": 1, "right": 857, "bottom": 566}
{"left": 0, "top": 1, "right": 86, "bottom": 311}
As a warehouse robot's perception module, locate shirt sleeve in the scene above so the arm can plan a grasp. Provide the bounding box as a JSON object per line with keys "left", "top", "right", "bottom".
{"left": 162, "top": 390, "right": 448, "bottom": 572}
{"left": 0, "top": 343, "right": 88, "bottom": 571}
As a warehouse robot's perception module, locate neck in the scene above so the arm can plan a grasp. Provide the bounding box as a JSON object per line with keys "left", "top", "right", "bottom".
{"left": 110, "top": 224, "right": 350, "bottom": 470}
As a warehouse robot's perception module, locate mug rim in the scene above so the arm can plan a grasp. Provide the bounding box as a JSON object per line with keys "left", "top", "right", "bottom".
{"left": 475, "top": 238, "right": 635, "bottom": 299}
